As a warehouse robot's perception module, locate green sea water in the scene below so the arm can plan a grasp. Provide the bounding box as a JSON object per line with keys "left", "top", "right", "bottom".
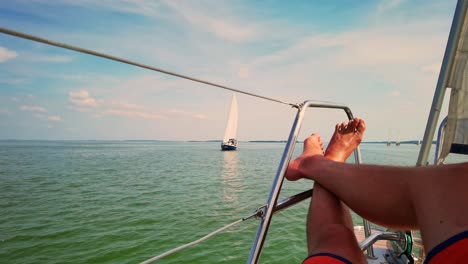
{"left": 0, "top": 141, "right": 463, "bottom": 263}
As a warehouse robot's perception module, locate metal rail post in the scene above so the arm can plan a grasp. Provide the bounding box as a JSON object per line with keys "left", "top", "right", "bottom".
{"left": 247, "top": 100, "right": 372, "bottom": 263}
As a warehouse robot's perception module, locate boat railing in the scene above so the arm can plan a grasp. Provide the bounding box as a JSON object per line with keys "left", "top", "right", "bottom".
{"left": 434, "top": 116, "right": 448, "bottom": 164}
{"left": 359, "top": 231, "right": 406, "bottom": 253}
{"left": 247, "top": 100, "right": 376, "bottom": 263}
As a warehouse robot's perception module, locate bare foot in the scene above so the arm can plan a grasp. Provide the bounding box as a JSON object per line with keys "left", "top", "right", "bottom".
{"left": 285, "top": 134, "right": 324, "bottom": 181}
{"left": 325, "top": 118, "right": 366, "bottom": 162}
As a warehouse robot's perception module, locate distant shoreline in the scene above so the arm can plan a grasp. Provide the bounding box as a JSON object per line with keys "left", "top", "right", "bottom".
{"left": 0, "top": 139, "right": 435, "bottom": 144}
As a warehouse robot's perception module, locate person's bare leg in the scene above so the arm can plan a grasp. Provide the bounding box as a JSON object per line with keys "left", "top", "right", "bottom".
{"left": 286, "top": 116, "right": 418, "bottom": 229}
{"left": 287, "top": 118, "right": 468, "bottom": 253}
{"left": 291, "top": 154, "right": 468, "bottom": 253}
{"left": 307, "top": 119, "right": 364, "bottom": 238}
{"left": 305, "top": 119, "right": 366, "bottom": 263}
{"left": 288, "top": 155, "right": 418, "bottom": 229}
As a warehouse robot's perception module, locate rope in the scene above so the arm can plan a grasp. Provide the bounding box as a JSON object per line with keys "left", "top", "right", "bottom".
{"left": 0, "top": 27, "right": 297, "bottom": 108}
{"left": 140, "top": 219, "right": 244, "bottom": 264}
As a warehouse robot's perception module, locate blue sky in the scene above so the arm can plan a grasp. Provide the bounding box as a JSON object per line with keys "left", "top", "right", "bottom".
{"left": 0, "top": 0, "right": 458, "bottom": 141}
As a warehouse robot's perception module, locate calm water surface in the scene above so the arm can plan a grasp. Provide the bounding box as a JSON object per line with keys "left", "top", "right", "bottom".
{"left": 0, "top": 141, "right": 461, "bottom": 263}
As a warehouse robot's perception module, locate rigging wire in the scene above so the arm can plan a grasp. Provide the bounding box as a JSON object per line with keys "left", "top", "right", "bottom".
{"left": 139, "top": 205, "right": 263, "bottom": 263}
{"left": 0, "top": 27, "right": 298, "bottom": 108}
{"left": 140, "top": 218, "right": 244, "bottom": 264}
{"left": 138, "top": 189, "right": 313, "bottom": 263}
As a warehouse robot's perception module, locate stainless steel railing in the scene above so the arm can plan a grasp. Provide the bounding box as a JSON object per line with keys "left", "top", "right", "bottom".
{"left": 247, "top": 100, "right": 375, "bottom": 263}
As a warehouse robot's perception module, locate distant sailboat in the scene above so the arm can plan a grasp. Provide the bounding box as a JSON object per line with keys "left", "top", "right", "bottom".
{"left": 221, "top": 94, "right": 238, "bottom": 151}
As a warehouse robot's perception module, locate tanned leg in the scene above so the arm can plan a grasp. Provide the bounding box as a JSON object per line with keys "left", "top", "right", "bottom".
{"left": 304, "top": 119, "right": 367, "bottom": 263}
{"left": 286, "top": 120, "right": 468, "bottom": 252}
{"left": 286, "top": 117, "right": 417, "bottom": 230}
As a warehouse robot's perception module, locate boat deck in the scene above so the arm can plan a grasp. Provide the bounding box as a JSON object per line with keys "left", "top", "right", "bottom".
{"left": 354, "top": 226, "right": 424, "bottom": 264}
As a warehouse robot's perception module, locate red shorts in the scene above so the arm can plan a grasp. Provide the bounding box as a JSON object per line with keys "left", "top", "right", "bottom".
{"left": 303, "top": 231, "right": 468, "bottom": 264}
{"left": 303, "top": 253, "right": 351, "bottom": 264}
{"left": 425, "top": 230, "right": 468, "bottom": 264}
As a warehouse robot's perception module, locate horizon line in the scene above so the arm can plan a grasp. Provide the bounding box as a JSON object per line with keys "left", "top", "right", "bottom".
{"left": 0, "top": 139, "right": 430, "bottom": 143}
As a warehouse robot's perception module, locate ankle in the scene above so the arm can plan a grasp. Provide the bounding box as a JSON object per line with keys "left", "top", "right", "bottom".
{"left": 324, "top": 152, "right": 346, "bottom": 162}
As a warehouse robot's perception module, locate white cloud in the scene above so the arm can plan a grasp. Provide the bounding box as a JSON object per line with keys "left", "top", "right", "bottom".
{"left": 29, "top": 55, "right": 73, "bottom": 63}
{"left": 0, "top": 47, "right": 17, "bottom": 63}
{"left": 20, "top": 108, "right": 63, "bottom": 123}
{"left": 0, "top": 78, "right": 27, "bottom": 84}
{"left": 0, "top": 108, "right": 11, "bottom": 115}
{"left": 67, "top": 75, "right": 210, "bottom": 122}
{"left": 105, "top": 100, "right": 165, "bottom": 120}
{"left": 238, "top": 67, "right": 249, "bottom": 79}
{"left": 253, "top": 22, "right": 444, "bottom": 69}
{"left": 421, "top": 63, "right": 441, "bottom": 74}
{"left": 53, "top": 0, "right": 164, "bottom": 17}
{"left": 69, "top": 90, "right": 99, "bottom": 108}
{"left": 377, "top": 0, "right": 405, "bottom": 14}
{"left": 33, "top": 113, "right": 45, "bottom": 119}
{"left": 67, "top": 106, "right": 90, "bottom": 112}
{"left": 161, "top": 0, "right": 256, "bottom": 42}
{"left": 111, "top": 101, "right": 144, "bottom": 110}
{"left": 105, "top": 109, "right": 164, "bottom": 120}
{"left": 167, "top": 109, "right": 208, "bottom": 120}
{"left": 61, "top": 73, "right": 119, "bottom": 84}
{"left": 388, "top": 91, "right": 401, "bottom": 97}
{"left": 20, "top": 105, "right": 47, "bottom": 113}
{"left": 245, "top": 20, "right": 447, "bottom": 100}
{"left": 48, "top": 116, "right": 62, "bottom": 122}
{"left": 209, "top": 20, "right": 256, "bottom": 42}
{"left": 51, "top": 0, "right": 256, "bottom": 42}
{"left": 96, "top": 75, "right": 198, "bottom": 101}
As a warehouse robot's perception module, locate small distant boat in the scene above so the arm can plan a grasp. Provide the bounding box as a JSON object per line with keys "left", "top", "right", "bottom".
{"left": 221, "top": 94, "right": 238, "bottom": 151}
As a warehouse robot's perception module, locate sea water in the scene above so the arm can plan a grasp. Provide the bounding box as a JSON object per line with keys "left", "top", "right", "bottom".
{"left": 0, "top": 141, "right": 464, "bottom": 263}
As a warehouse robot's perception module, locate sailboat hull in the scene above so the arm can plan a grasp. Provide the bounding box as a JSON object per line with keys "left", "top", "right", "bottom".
{"left": 221, "top": 138, "right": 237, "bottom": 151}
{"left": 221, "top": 144, "right": 237, "bottom": 151}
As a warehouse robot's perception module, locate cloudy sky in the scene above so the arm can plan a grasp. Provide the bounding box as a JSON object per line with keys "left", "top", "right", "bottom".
{"left": 0, "top": 0, "right": 458, "bottom": 141}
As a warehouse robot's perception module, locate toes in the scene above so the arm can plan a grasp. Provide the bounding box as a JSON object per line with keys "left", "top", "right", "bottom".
{"left": 347, "top": 119, "right": 358, "bottom": 132}
{"left": 303, "top": 133, "right": 324, "bottom": 155}
{"left": 304, "top": 133, "right": 321, "bottom": 146}
{"left": 310, "top": 133, "right": 321, "bottom": 141}
{"left": 340, "top": 122, "right": 347, "bottom": 131}
{"left": 356, "top": 119, "right": 366, "bottom": 134}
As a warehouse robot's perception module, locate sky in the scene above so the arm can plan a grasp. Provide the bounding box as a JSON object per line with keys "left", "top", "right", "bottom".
{"left": 0, "top": 0, "right": 459, "bottom": 141}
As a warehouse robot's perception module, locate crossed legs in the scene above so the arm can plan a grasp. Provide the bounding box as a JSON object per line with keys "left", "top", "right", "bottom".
{"left": 299, "top": 119, "right": 367, "bottom": 263}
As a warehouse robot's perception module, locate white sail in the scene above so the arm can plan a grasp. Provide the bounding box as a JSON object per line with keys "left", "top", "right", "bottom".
{"left": 439, "top": 6, "right": 468, "bottom": 161}
{"left": 223, "top": 94, "right": 238, "bottom": 143}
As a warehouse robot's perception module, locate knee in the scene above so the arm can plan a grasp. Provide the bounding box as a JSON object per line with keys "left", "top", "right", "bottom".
{"left": 315, "top": 224, "right": 357, "bottom": 245}
{"left": 308, "top": 224, "right": 366, "bottom": 263}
